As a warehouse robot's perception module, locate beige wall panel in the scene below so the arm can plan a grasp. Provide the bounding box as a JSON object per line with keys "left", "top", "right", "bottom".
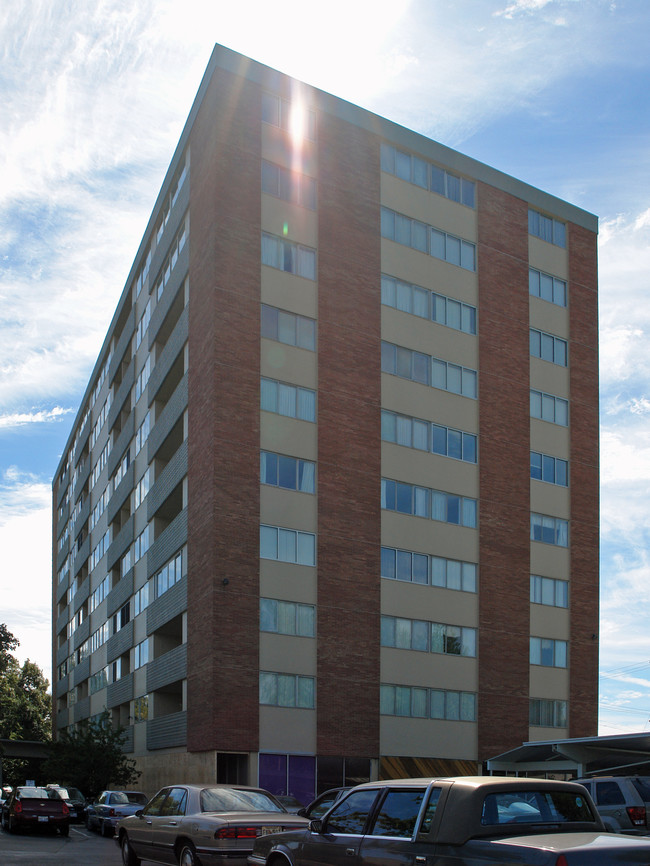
{"left": 133, "top": 667, "right": 147, "bottom": 697}
{"left": 530, "top": 419, "right": 570, "bottom": 456}
{"left": 260, "top": 633, "right": 317, "bottom": 675}
{"left": 259, "top": 560, "right": 317, "bottom": 604}
{"left": 382, "top": 308, "right": 479, "bottom": 368}
{"left": 530, "top": 542, "right": 570, "bottom": 579}
{"left": 259, "top": 706, "right": 316, "bottom": 752}
{"left": 527, "top": 724, "right": 568, "bottom": 742}
{"left": 260, "top": 414, "right": 317, "bottom": 459}
{"left": 381, "top": 174, "right": 477, "bottom": 241}
{"left": 380, "top": 716, "right": 477, "bottom": 760}
{"left": 530, "top": 481, "right": 570, "bottom": 520}
{"left": 382, "top": 374, "right": 479, "bottom": 432}
{"left": 381, "top": 240, "right": 478, "bottom": 304}
{"left": 528, "top": 237, "right": 568, "bottom": 279}
{"left": 261, "top": 196, "right": 318, "bottom": 247}
{"left": 530, "top": 604, "right": 570, "bottom": 640}
{"left": 382, "top": 579, "right": 479, "bottom": 626}
{"left": 261, "top": 125, "right": 318, "bottom": 175}
{"left": 529, "top": 666, "right": 569, "bottom": 699}
{"left": 381, "top": 648, "right": 478, "bottom": 691}
{"left": 260, "top": 486, "right": 317, "bottom": 531}
{"left": 382, "top": 443, "right": 478, "bottom": 498}
{"left": 261, "top": 338, "right": 317, "bottom": 388}
{"left": 89, "top": 694, "right": 106, "bottom": 716}
{"left": 261, "top": 266, "right": 318, "bottom": 318}
{"left": 529, "top": 297, "right": 569, "bottom": 340}
{"left": 529, "top": 359, "right": 570, "bottom": 399}
{"left": 382, "top": 512, "right": 479, "bottom": 562}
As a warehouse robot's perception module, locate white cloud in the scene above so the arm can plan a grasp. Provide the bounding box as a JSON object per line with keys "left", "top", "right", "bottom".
{"left": 0, "top": 406, "right": 73, "bottom": 429}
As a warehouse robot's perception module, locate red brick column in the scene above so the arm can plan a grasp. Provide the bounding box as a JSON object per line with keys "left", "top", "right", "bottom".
{"left": 316, "top": 117, "right": 382, "bottom": 757}
{"left": 477, "top": 184, "right": 531, "bottom": 760}
{"left": 187, "top": 69, "right": 261, "bottom": 752}
{"left": 568, "top": 222, "right": 599, "bottom": 737}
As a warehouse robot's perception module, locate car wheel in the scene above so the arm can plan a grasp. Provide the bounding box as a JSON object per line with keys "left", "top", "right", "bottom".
{"left": 60, "top": 823, "right": 70, "bottom": 837}
{"left": 180, "top": 842, "right": 202, "bottom": 866}
{"left": 121, "top": 834, "right": 141, "bottom": 866}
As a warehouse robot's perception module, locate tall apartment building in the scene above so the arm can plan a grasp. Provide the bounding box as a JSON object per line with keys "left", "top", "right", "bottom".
{"left": 52, "top": 44, "right": 599, "bottom": 799}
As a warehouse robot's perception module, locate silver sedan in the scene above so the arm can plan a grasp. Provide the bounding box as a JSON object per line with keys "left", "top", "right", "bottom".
{"left": 116, "top": 784, "right": 310, "bottom": 866}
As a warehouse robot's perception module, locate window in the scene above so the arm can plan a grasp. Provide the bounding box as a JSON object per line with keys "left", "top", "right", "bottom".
{"left": 369, "top": 789, "right": 426, "bottom": 838}
{"left": 133, "top": 639, "right": 149, "bottom": 670}
{"left": 530, "top": 452, "right": 568, "bottom": 486}
{"left": 261, "top": 232, "right": 316, "bottom": 280}
{"left": 381, "top": 615, "right": 476, "bottom": 657}
{"left": 113, "top": 602, "right": 130, "bottom": 634}
{"left": 530, "top": 389, "right": 568, "bottom": 426}
{"left": 380, "top": 144, "right": 475, "bottom": 207}
{"left": 89, "top": 668, "right": 108, "bottom": 695}
{"left": 134, "top": 468, "right": 150, "bottom": 510}
{"left": 260, "top": 525, "right": 316, "bottom": 566}
{"left": 381, "top": 547, "right": 477, "bottom": 593}
{"left": 261, "top": 160, "right": 316, "bottom": 210}
{"left": 155, "top": 549, "right": 183, "bottom": 598}
{"left": 530, "top": 575, "right": 568, "bottom": 608}
{"left": 134, "top": 694, "right": 149, "bottom": 723}
{"left": 261, "top": 304, "right": 316, "bottom": 351}
{"left": 261, "top": 451, "right": 316, "bottom": 493}
{"left": 382, "top": 479, "right": 477, "bottom": 528}
{"left": 260, "top": 599, "right": 315, "bottom": 637}
{"left": 530, "top": 637, "right": 568, "bottom": 668}
{"left": 90, "top": 529, "right": 110, "bottom": 571}
{"left": 261, "top": 378, "right": 316, "bottom": 422}
{"left": 529, "top": 698, "right": 567, "bottom": 727}
{"left": 134, "top": 525, "right": 150, "bottom": 563}
{"left": 530, "top": 329, "right": 568, "bottom": 366}
{"left": 380, "top": 684, "right": 476, "bottom": 721}
{"left": 324, "top": 789, "right": 378, "bottom": 834}
{"left": 261, "top": 92, "right": 316, "bottom": 139}
{"left": 135, "top": 356, "right": 151, "bottom": 402}
{"left": 381, "top": 342, "right": 477, "bottom": 398}
{"left": 152, "top": 220, "right": 188, "bottom": 300}
{"left": 134, "top": 581, "right": 150, "bottom": 616}
{"left": 111, "top": 447, "right": 130, "bottom": 490}
{"left": 529, "top": 208, "right": 566, "bottom": 248}
{"left": 135, "top": 413, "right": 150, "bottom": 455}
{"left": 529, "top": 268, "right": 567, "bottom": 307}
{"left": 89, "top": 575, "right": 110, "bottom": 613}
{"left": 381, "top": 410, "right": 477, "bottom": 463}
{"left": 260, "top": 672, "right": 315, "bottom": 708}
{"left": 381, "top": 275, "right": 477, "bottom": 335}
{"left": 135, "top": 299, "right": 151, "bottom": 349}
{"left": 381, "top": 207, "right": 476, "bottom": 271}
{"left": 531, "top": 513, "right": 569, "bottom": 547}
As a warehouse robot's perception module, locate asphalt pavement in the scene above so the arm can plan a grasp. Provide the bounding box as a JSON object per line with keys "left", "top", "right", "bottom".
{"left": 0, "top": 821, "right": 122, "bottom": 865}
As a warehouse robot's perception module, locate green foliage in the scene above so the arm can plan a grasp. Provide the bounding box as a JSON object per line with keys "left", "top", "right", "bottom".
{"left": 0, "top": 623, "right": 52, "bottom": 786}
{"left": 43, "top": 710, "right": 140, "bottom": 798}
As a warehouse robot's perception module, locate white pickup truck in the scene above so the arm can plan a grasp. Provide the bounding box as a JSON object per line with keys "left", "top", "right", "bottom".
{"left": 249, "top": 776, "right": 650, "bottom": 865}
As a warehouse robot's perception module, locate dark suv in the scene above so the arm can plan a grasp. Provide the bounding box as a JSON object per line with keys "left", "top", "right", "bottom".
{"left": 576, "top": 776, "right": 650, "bottom": 834}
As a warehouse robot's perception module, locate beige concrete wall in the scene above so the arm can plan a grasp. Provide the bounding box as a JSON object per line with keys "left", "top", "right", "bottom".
{"left": 380, "top": 716, "right": 478, "bottom": 759}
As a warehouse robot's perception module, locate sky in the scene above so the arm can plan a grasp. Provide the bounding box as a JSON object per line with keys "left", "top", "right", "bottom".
{"left": 1, "top": 0, "right": 649, "bottom": 737}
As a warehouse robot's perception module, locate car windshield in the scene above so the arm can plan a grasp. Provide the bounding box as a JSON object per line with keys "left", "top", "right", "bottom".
{"left": 111, "top": 792, "right": 130, "bottom": 804}
{"left": 19, "top": 787, "right": 50, "bottom": 798}
{"left": 127, "top": 793, "right": 148, "bottom": 805}
{"left": 481, "top": 790, "right": 595, "bottom": 826}
{"left": 201, "top": 788, "right": 284, "bottom": 813}
{"left": 632, "top": 779, "right": 650, "bottom": 800}
{"left": 66, "top": 788, "right": 83, "bottom": 800}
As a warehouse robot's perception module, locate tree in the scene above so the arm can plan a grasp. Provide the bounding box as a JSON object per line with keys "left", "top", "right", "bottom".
{"left": 43, "top": 710, "right": 140, "bottom": 798}
{"left": 0, "top": 623, "right": 52, "bottom": 785}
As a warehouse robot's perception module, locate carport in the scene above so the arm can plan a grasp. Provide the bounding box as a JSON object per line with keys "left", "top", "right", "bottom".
{"left": 0, "top": 739, "right": 50, "bottom": 786}
{"left": 487, "top": 732, "right": 650, "bottom": 778}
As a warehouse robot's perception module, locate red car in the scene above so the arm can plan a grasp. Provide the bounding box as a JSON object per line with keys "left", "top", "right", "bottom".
{"left": 1, "top": 785, "right": 70, "bottom": 835}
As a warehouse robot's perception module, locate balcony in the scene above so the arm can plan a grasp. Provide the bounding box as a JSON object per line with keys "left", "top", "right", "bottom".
{"left": 146, "top": 644, "right": 187, "bottom": 694}
{"left": 146, "top": 711, "right": 187, "bottom": 750}
{"left": 107, "top": 672, "right": 134, "bottom": 709}
{"left": 147, "top": 575, "right": 187, "bottom": 635}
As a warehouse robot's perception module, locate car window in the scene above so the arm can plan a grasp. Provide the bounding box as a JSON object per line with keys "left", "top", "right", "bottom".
{"left": 160, "top": 788, "right": 188, "bottom": 816}
{"left": 369, "top": 789, "right": 426, "bottom": 838}
{"left": 144, "top": 789, "right": 170, "bottom": 816}
{"left": 128, "top": 793, "right": 149, "bottom": 805}
{"left": 20, "top": 788, "right": 49, "bottom": 798}
{"left": 324, "top": 789, "right": 378, "bottom": 835}
{"left": 481, "top": 790, "right": 594, "bottom": 825}
{"left": 632, "top": 779, "right": 650, "bottom": 801}
{"left": 419, "top": 788, "right": 442, "bottom": 834}
{"left": 308, "top": 793, "right": 339, "bottom": 819}
{"left": 201, "top": 788, "right": 282, "bottom": 813}
{"left": 596, "top": 782, "right": 625, "bottom": 806}
{"left": 111, "top": 793, "right": 129, "bottom": 805}
{"left": 98, "top": 793, "right": 107, "bottom": 804}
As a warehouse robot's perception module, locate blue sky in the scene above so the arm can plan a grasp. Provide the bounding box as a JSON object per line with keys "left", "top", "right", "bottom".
{"left": 1, "top": 0, "right": 650, "bottom": 736}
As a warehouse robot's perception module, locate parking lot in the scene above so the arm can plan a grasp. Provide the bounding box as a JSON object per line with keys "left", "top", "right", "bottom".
{"left": 0, "top": 822, "right": 122, "bottom": 865}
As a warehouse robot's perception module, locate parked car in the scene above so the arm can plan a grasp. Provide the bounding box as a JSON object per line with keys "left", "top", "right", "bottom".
{"left": 116, "top": 784, "right": 310, "bottom": 866}
{"left": 249, "top": 776, "right": 650, "bottom": 866}
{"left": 1, "top": 785, "right": 70, "bottom": 835}
{"left": 576, "top": 775, "right": 650, "bottom": 834}
{"left": 86, "top": 789, "right": 149, "bottom": 836}
{"left": 297, "top": 786, "right": 350, "bottom": 819}
{"left": 46, "top": 784, "right": 86, "bottom": 822}
{"left": 274, "top": 795, "right": 305, "bottom": 814}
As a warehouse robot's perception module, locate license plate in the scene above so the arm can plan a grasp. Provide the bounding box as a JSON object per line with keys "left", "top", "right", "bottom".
{"left": 38, "top": 816, "right": 49, "bottom": 822}
{"left": 261, "top": 826, "right": 282, "bottom": 835}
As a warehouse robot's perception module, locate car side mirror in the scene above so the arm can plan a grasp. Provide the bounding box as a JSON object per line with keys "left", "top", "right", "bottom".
{"left": 309, "top": 819, "right": 323, "bottom": 834}
{"left": 297, "top": 808, "right": 307, "bottom": 817}
{"left": 136, "top": 809, "right": 144, "bottom": 818}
